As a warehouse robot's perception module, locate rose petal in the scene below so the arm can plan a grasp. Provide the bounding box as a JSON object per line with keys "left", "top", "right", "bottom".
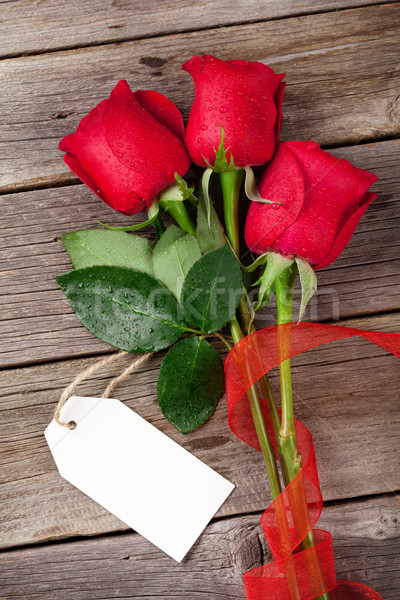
{"left": 245, "top": 143, "right": 305, "bottom": 254}
{"left": 273, "top": 82, "right": 286, "bottom": 146}
{"left": 63, "top": 152, "right": 101, "bottom": 198}
{"left": 183, "top": 55, "right": 280, "bottom": 167}
{"left": 228, "top": 59, "right": 285, "bottom": 97}
{"left": 273, "top": 142, "right": 378, "bottom": 264}
{"left": 59, "top": 99, "right": 146, "bottom": 215}
{"left": 315, "top": 192, "right": 377, "bottom": 269}
{"left": 134, "top": 89, "right": 185, "bottom": 141}
{"left": 104, "top": 80, "right": 190, "bottom": 202}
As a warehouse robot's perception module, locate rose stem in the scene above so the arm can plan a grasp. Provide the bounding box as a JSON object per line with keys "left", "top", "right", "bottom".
{"left": 220, "top": 169, "right": 244, "bottom": 255}
{"left": 239, "top": 294, "right": 281, "bottom": 442}
{"left": 230, "top": 318, "right": 304, "bottom": 600}
{"left": 229, "top": 315, "right": 283, "bottom": 498}
{"left": 220, "top": 169, "right": 281, "bottom": 443}
{"left": 151, "top": 211, "right": 166, "bottom": 240}
{"left": 275, "top": 269, "right": 329, "bottom": 600}
{"left": 220, "top": 169, "right": 281, "bottom": 487}
{"left": 159, "top": 198, "right": 196, "bottom": 236}
{"left": 221, "top": 170, "right": 304, "bottom": 599}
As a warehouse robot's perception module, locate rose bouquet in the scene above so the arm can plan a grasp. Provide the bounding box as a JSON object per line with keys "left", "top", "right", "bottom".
{"left": 56, "top": 55, "right": 399, "bottom": 599}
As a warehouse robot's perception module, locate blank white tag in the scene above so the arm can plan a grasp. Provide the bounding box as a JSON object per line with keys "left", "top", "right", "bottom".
{"left": 45, "top": 396, "right": 234, "bottom": 562}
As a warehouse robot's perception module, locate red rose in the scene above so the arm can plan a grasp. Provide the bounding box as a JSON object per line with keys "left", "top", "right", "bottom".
{"left": 59, "top": 80, "right": 191, "bottom": 215}
{"left": 182, "top": 55, "right": 285, "bottom": 169}
{"left": 245, "top": 141, "right": 378, "bottom": 269}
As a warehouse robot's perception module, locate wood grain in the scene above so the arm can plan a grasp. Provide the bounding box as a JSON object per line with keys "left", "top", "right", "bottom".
{"left": 1, "top": 140, "right": 398, "bottom": 367}
{"left": 1, "top": 2, "right": 399, "bottom": 595}
{"left": 0, "top": 0, "right": 386, "bottom": 58}
{"left": 1, "top": 312, "right": 399, "bottom": 549}
{"left": 0, "top": 495, "right": 398, "bottom": 599}
{"left": 1, "top": 4, "right": 399, "bottom": 192}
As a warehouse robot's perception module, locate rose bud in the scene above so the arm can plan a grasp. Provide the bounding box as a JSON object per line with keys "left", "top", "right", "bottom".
{"left": 245, "top": 141, "right": 378, "bottom": 269}
{"left": 59, "top": 80, "right": 191, "bottom": 215}
{"left": 182, "top": 55, "right": 285, "bottom": 169}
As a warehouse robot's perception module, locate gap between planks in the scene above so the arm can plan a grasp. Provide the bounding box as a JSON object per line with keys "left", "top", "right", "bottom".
{"left": 0, "top": 0, "right": 392, "bottom": 59}
{"left": 0, "top": 311, "right": 399, "bottom": 550}
{"left": 1, "top": 4, "right": 399, "bottom": 192}
{"left": 1, "top": 139, "right": 399, "bottom": 368}
{"left": 0, "top": 495, "right": 398, "bottom": 600}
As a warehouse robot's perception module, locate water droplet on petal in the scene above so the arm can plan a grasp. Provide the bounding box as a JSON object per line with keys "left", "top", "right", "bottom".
{"left": 271, "top": 203, "right": 280, "bottom": 210}
{"left": 220, "top": 106, "right": 228, "bottom": 113}
{"left": 198, "top": 137, "right": 203, "bottom": 143}
{"left": 276, "top": 216, "right": 283, "bottom": 222}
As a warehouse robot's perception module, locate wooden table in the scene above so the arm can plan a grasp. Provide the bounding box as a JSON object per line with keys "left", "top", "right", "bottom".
{"left": 1, "top": 1, "right": 399, "bottom": 598}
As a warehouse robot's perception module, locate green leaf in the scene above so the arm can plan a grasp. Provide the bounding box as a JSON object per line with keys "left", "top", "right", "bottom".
{"left": 152, "top": 225, "right": 202, "bottom": 299}
{"left": 61, "top": 229, "right": 154, "bottom": 275}
{"left": 56, "top": 266, "right": 187, "bottom": 353}
{"left": 196, "top": 186, "right": 225, "bottom": 254}
{"left": 181, "top": 244, "right": 243, "bottom": 333}
{"left": 254, "top": 252, "right": 294, "bottom": 309}
{"left": 157, "top": 337, "right": 224, "bottom": 433}
{"left": 295, "top": 258, "right": 317, "bottom": 322}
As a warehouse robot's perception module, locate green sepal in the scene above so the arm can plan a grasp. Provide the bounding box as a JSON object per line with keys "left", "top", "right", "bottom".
{"left": 244, "top": 166, "right": 279, "bottom": 205}
{"left": 201, "top": 167, "right": 213, "bottom": 227}
{"left": 56, "top": 265, "right": 187, "bottom": 353}
{"left": 158, "top": 183, "right": 185, "bottom": 204}
{"left": 204, "top": 127, "right": 236, "bottom": 173}
{"left": 181, "top": 244, "right": 243, "bottom": 333}
{"left": 196, "top": 178, "right": 225, "bottom": 253}
{"left": 152, "top": 225, "right": 201, "bottom": 299}
{"left": 174, "top": 173, "right": 196, "bottom": 202}
{"left": 254, "top": 252, "right": 294, "bottom": 309}
{"left": 158, "top": 173, "right": 196, "bottom": 205}
{"left": 61, "top": 229, "right": 154, "bottom": 275}
{"left": 95, "top": 201, "right": 159, "bottom": 231}
{"left": 243, "top": 252, "right": 269, "bottom": 273}
{"left": 295, "top": 258, "right": 317, "bottom": 322}
{"left": 157, "top": 336, "right": 224, "bottom": 433}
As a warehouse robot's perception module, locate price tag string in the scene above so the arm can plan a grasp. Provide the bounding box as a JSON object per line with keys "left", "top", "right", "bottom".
{"left": 54, "top": 351, "right": 152, "bottom": 429}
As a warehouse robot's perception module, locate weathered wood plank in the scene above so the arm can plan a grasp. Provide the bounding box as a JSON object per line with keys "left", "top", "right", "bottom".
{"left": 0, "top": 0, "right": 386, "bottom": 58}
{"left": 1, "top": 4, "right": 399, "bottom": 191}
{"left": 0, "top": 496, "right": 398, "bottom": 599}
{"left": 1, "top": 140, "right": 398, "bottom": 367}
{"left": 1, "top": 313, "right": 399, "bottom": 549}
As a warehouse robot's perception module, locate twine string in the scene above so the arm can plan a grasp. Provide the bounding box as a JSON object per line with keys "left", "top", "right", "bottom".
{"left": 54, "top": 351, "right": 152, "bottom": 429}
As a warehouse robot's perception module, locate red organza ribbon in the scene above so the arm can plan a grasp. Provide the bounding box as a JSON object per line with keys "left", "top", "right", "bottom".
{"left": 224, "top": 323, "right": 400, "bottom": 600}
